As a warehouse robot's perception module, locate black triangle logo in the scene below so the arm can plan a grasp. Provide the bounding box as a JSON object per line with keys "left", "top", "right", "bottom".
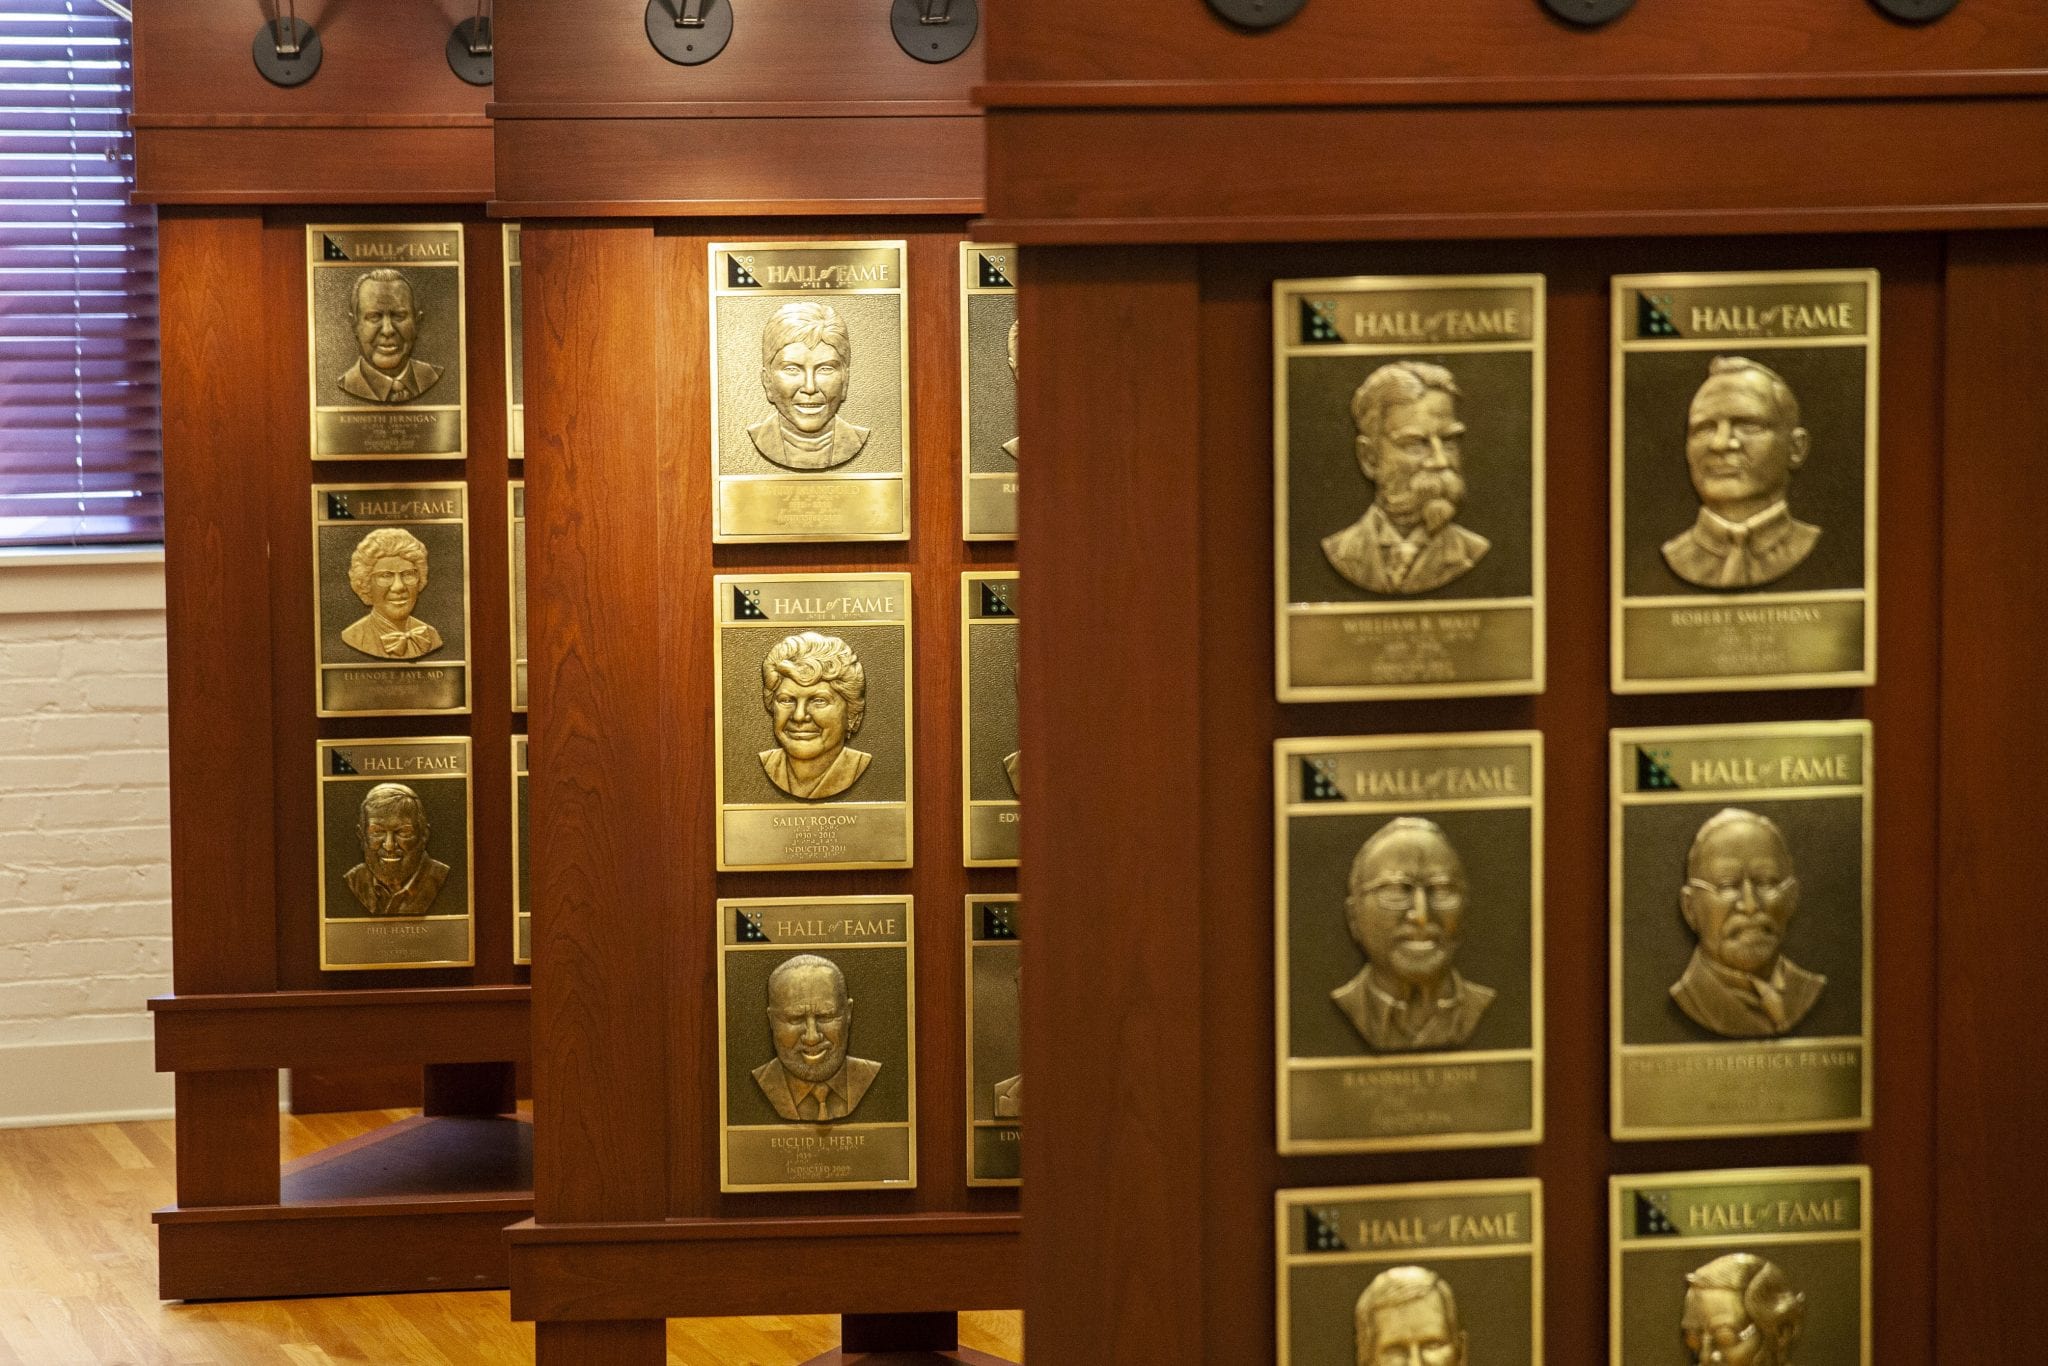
{"left": 326, "top": 493, "right": 353, "bottom": 520}
{"left": 1636, "top": 746, "right": 1681, "bottom": 791}
{"left": 1305, "top": 1208, "right": 1347, "bottom": 1252}
{"left": 1635, "top": 1191, "right": 1680, "bottom": 1237}
{"left": 733, "top": 586, "right": 767, "bottom": 620}
{"left": 1301, "top": 298, "right": 1342, "bottom": 344}
{"left": 727, "top": 256, "right": 761, "bottom": 288}
{"left": 980, "top": 583, "right": 1015, "bottom": 618}
{"left": 1301, "top": 757, "right": 1342, "bottom": 802}
{"left": 1638, "top": 291, "right": 1681, "bottom": 338}
{"left": 736, "top": 911, "right": 770, "bottom": 943}
{"left": 329, "top": 749, "right": 358, "bottom": 775}
{"left": 978, "top": 253, "right": 1013, "bottom": 289}
{"left": 980, "top": 903, "right": 1017, "bottom": 940}
{"left": 322, "top": 235, "right": 351, "bottom": 262}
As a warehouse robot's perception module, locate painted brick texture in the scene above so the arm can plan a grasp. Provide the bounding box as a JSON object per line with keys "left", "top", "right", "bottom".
{"left": 0, "top": 610, "right": 171, "bottom": 1049}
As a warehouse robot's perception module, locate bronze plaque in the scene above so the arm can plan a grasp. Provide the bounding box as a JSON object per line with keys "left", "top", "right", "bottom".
{"left": 713, "top": 573, "right": 913, "bottom": 870}
{"left": 503, "top": 223, "right": 524, "bottom": 460}
{"left": 960, "top": 243, "right": 1019, "bottom": 541}
{"left": 1611, "top": 721, "right": 1873, "bottom": 1140}
{"left": 1278, "top": 1179, "right": 1543, "bottom": 1366}
{"left": 306, "top": 224, "right": 467, "bottom": 460}
{"left": 312, "top": 483, "right": 471, "bottom": 717}
{"left": 509, "top": 480, "right": 527, "bottom": 713}
{"left": 966, "top": 894, "right": 1022, "bottom": 1187}
{"left": 1275, "top": 275, "right": 1546, "bottom": 701}
{"left": 708, "top": 241, "right": 910, "bottom": 543}
{"left": 717, "top": 897, "right": 916, "bottom": 1193}
{"left": 512, "top": 733, "right": 530, "bottom": 967}
{"left": 1277, "top": 732, "right": 1543, "bottom": 1154}
{"left": 1612, "top": 1167, "right": 1870, "bottom": 1366}
{"left": 962, "top": 571, "right": 1020, "bottom": 867}
{"left": 317, "top": 737, "right": 474, "bottom": 971}
{"left": 1612, "top": 270, "right": 1879, "bottom": 692}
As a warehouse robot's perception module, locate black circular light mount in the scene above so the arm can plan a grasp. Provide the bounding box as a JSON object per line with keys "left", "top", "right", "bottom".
{"left": 892, "top": 0, "right": 979, "bottom": 64}
{"left": 1872, "top": 0, "right": 1960, "bottom": 21}
{"left": 252, "top": 16, "right": 321, "bottom": 88}
{"left": 1540, "top": 0, "right": 1635, "bottom": 26}
{"left": 446, "top": 17, "right": 494, "bottom": 87}
{"left": 646, "top": 0, "right": 733, "bottom": 66}
{"left": 1205, "top": 0, "right": 1309, "bottom": 30}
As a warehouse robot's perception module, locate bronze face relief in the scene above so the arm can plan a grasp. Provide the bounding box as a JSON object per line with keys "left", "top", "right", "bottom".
{"left": 713, "top": 574, "right": 913, "bottom": 871}
{"left": 313, "top": 484, "right": 471, "bottom": 717}
{"left": 1277, "top": 732, "right": 1543, "bottom": 1155}
{"left": 317, "top": 737, "right": 474, "bottom": 972}
{"left": 1278, "top": 1180, "right": 1542, "bottom": 1366}
{"left": 1611, "top": 721, "right": 1872, "bottom": 1140}
{"left": 961, "top": 243, "right": 1020, "bottom": 540}
{"left": 1275, "top": 275, "right": 1545, "bottom": 702}
{"left": 1611, "top": 1167, "right": 1869, "bottom": 1366}
{"left": 717, "top": 897, "right": 916, "bottom": 1192}
{"left": 306, "top": 225, "right": 467, "bottom": 459}
{"left": 1611, "top": 270, "right": 1878, "bottom": 692}
{"left": 709, "top": 241, "right": 910, "bottom": 542}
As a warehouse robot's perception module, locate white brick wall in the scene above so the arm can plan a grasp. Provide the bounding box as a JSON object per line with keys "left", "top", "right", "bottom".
{"left": 0, "top": 606, "right": 174, "bottom": 1124}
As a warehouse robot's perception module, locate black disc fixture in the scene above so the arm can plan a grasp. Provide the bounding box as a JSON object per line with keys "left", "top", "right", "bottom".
{"left": 646, "top": 0, "right": 733, "bottom": 66}
{"left": 1205, "top": 0, "right": 1309, "bottom": 30}
{"left": 251, "top": 12, "right": 321, "bottom": 88}
{"left": 446, "top": 10, "right": 494, "bottom": 87}
{"left": 891, "top": 0, "right": 978, "bottom": 63}
{"left": 1540, "top": 0, "right": 1635, "bottom": 25}
{"left": 1872, "top": 0, "right": 1960, "bottom": 20}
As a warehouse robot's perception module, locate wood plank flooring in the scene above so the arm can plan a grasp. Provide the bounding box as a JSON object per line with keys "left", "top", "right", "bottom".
{"left": 0, "top": 1110, "right": 1023, "bottom": 1365}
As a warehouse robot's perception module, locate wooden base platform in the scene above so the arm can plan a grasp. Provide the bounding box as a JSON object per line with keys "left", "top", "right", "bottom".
{"left": 155, "top": 1113, "right": 532, "bottom": 1301}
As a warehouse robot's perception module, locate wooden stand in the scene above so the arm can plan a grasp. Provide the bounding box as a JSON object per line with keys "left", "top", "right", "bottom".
{"left": 981, "top": 4, "right": 2048, "bottom": 1363}
{"left": 496, "top": 4, "right": 1017, "bottom": 1360}
{"left": 136, "top": 5, "right": 530, "bottom": 1301}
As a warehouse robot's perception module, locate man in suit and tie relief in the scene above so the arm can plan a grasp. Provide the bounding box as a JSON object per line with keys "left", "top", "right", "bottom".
{"left": 1330, "top": 816, "right": 1496, "bottom": 1053}
{"left": 339, "top": 527, "right": 444, "bottom": 661}
{"left": 336, "top": 268, "right": 444, "bottom": 404}
{"left": 1321, "top": 360, "right": 1491, "bottom": 596}
{"left": 1662, "top": 356, "right": 1822, "bottom": 590}
{"left": 748, "top": 300, "right": 871, "bottom": 471}
{"left": 1669, "top": 808, "right": 1826, "bottom": 1038}
{"left": 753, "top": 954, "right": 882, "bottom": 1123}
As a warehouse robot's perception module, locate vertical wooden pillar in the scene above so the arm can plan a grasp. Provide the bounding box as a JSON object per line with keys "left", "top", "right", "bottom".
{"left": 1018, "top": 246, "right": 1205, "bottom": 1361}
{"left": 1935, "top": 230, "right": 2048, "bottom": 1364}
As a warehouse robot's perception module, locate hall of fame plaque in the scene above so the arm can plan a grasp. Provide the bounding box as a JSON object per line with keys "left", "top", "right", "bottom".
{"left": 503, "top": 223, "right": 524, "bottom": 460}
{"left": 962, "top": 571, "right": 1020, "bottom": 867}
{"left": 966, "top": 894, "right": 1021, "bottom": 1187}
{"left": 312, "top": 483, "right": 471, "bottom": 717}
{"left": 961, "top": 242, "right": 1019, "bottom": 540}
{"left": 512, "top": 733, "right": 530, "bottom": 967}
{"left": 316, "top": 737, "right": 474, "bottom": 972}
{"left": 306, "top": 224, "right": 467, "bottom": 459}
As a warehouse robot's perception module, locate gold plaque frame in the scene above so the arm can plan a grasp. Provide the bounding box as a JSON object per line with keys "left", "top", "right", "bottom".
{"left": 305, "top": 223, "right": 468, "bottom": 460}
{"left": 1277, "top": 1179, "right": 1543, "bottom": 1366}
{"left": 1610, "top": 269, "right": 1880, "bottom": 693}
{"left": 512, "top": 732, "right": 530, "bottom": 967}
{"left": 715, "top": 896, "right": 918, "bottom": 1193}
{"left": 965, "top": 893, "right": 1022, "bottom": 1188}
{"left": 1276, "top": 731, "right": 1544, "bottom": 1154}
{"left": 311, "top": 482, "right": 473, "bottom": 718}
{"left": 711, "top": 572, "right": 914, "bottom": 871}
{"left": 1610, "top": 1166, "right": 1871, "bottom": 1366}
{"left": 502, "top": 223, "right": 524, "bottom": 461}
{"left": 316, "top": 736, "right": 475, "bottom": 972}
{"left": 961, "top": 570, "right": 1020, "bottom": 868}
{"left": 1610, "top": 720, "right": 1874, "bottom": 1141}
{"left": 959, "top": 242, "right": 1020, "bottom": 541}
{"left": 508, "top": 479, "right": 527, "bottom": 714}
{"left": 707, "top": 239, "right": 911, "bottom": 543}
{"left": 1273, "top": 274, "right": 1547, "bottom": 702}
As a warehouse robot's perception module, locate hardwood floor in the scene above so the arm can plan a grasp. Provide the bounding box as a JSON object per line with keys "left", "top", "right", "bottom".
{"left": 0, "top": 1110, "right": 1023, "bottom": 1365}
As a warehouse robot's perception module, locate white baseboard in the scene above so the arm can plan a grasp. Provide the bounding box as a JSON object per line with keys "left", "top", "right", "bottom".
{"left": 0, "top": 1035, "right": 176, "bottom": 1129}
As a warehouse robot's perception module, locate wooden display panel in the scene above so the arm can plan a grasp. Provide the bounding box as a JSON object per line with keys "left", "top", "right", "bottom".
{"left": 152, "top": 208, "right": 531, "bottom": 1301}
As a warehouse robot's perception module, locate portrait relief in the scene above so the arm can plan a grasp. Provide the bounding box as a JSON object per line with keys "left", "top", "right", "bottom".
{"left": 1331, "top": 817, "right": 1497, "bottom": 1053}
{"left": 1681, "top": 1253, "right": 1806, "bottom": 1366}
{"left": 1002, "top": 659, "right": 1021, "bottom": 797}
{"left": 1001, "top": 317, "right": 1020, "bottom": 462}
{"left": 1323, "top": 361, "right": 1491, "bottom": 596}
{"left": 1669, "top": 808, "right": 1825, "bottom": 1039}
{"left": 339, "top": 527, "right": 444, "bottom": 661}
{"left": 757, "top": 631, "right": 872, "bottom": 801}
{"left": 749, "top": 301, "right": 870, "bottom": 472}
{"left": 1662, "top": 358, "right": 1821, "bottom": 590}
{"left": 343, "top": 782, "right": 450, "bottom": 917}
{"left": 994, "top": 958, "right": 1021, "bottom": 1119}
{"left": 337, "top": 268, "right": 443, "bottom": 405}
{"left": 752, "top": 953, "right": 881, "bottom": 1123}
{"left": 1354, "top": 1267, "right": 1468, "bottom": 1366}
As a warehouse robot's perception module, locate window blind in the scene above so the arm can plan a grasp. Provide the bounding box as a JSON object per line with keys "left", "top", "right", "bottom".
{"left": 0, "top": 0, "right": 161, "bottom": 548}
